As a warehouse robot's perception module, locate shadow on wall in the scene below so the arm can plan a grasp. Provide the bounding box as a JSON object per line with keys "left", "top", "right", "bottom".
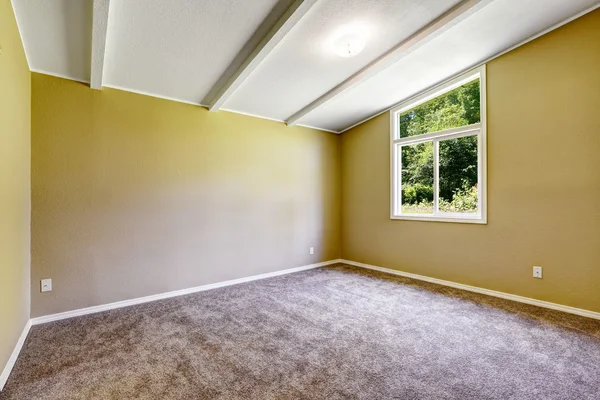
{"left": 31, "top": 75, "right": 341, "bottom": 317}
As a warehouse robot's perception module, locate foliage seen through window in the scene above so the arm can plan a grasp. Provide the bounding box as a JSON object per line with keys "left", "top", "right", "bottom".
{"left": 399, "top": 79, "right": 480, "bottom": 214}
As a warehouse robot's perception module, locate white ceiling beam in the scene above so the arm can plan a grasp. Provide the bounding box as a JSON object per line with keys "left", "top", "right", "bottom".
{"left": 207, "top": 0, "right": 319, "bottom": 111}
{"left": 286, "top": 0, "right": 490, "bottom": 126}
{"left": 90, "top": 0, "right": 110, "bottom": 90}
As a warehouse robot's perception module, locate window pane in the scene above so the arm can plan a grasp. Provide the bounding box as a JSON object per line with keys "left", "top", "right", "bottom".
{"left": 399, "top": 79, "right": 480, "bottom": 138}
{"left": 401, "top": 141, "right": 433, "bottom": 214}
{"left": 438, "top": 135, "right": 478, "bottom": 214}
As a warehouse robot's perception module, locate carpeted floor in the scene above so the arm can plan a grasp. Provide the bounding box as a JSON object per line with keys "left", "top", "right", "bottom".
{"left": 2, "top": 264, "right": 600, "bottom": 399}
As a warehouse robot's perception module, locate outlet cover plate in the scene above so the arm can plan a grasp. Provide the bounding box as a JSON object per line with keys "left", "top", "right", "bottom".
{"left": 41, "top": 279, "right": 52, "bottom": 292}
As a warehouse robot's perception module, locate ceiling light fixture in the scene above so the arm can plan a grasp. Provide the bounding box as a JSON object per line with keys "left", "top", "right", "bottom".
{"left": 334, "top": 34, "right": 366, "bottom": 58}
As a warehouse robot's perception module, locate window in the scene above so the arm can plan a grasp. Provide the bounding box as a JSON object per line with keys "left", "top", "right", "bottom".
{"left": 390, "top": 66, "right": 486, "bottom": 223}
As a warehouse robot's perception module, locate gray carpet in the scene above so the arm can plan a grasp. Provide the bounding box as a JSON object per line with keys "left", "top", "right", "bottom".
{"left": 2, "top": 264, "right": 600, "bottom": 399}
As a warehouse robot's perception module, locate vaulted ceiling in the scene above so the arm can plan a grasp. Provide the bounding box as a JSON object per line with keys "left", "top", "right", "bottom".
{"left": 12, "top": 0, "right": 600, "bottom": 133}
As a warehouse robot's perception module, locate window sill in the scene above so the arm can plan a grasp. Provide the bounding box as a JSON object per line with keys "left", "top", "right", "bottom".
{"left": 390, "top": 214, "right": 487, "bottom": 224}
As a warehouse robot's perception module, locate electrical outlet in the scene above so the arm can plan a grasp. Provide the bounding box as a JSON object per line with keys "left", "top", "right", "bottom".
{"left": 309, "top": 247, "right": 314, "bottom": 255}
{"left": 533, "top": 266, "right": 543, "bottom": 279}
{"left": 41, "top": 279, "right": 52, "bottom": 292}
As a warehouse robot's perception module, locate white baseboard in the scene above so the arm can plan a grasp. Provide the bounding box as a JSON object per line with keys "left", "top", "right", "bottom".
{"left": 31, "top": 259, "right": 342, "bottom": 326}
{"left": 342, "top": 259, "right": 600, "bottom": 321}
{"left": 0, "top": 320, "right": 32, "bottom": 391}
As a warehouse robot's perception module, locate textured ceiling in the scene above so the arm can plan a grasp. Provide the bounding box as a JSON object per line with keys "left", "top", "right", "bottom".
{"left": 12, "top": 0, "right": 600, "bottom": 133}
{"left": 221, "top": 0, "right": 462, "bottom": 121}
{"left": 296, "top": 0, "right": 600, "bottom": 132}
{"left": 103, "top": 0, "right": 289, "bottom": 104}
{"left": 12, "top": 0, "right": 92, "bottom": 81}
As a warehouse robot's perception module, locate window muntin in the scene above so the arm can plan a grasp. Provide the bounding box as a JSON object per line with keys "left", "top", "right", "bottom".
{"left": 390, "top": 67, "right": 486, "bottom": 223}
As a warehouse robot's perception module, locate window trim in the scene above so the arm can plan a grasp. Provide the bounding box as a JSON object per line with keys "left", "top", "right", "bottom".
{"left": 389, "top": 65, "right": 487, "bottom": 224}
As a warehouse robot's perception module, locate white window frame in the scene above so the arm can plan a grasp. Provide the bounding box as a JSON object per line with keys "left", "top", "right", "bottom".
{"left": 390, "top": 65, "right": 487, "bottom": 224}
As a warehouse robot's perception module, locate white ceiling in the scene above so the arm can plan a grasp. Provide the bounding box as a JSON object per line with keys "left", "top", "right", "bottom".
{"left": 298, "top": 0, "right": 600, "bottom": 132}
{"left": 12, "top": 0, "right": 92, "bottom": 81}
{"left": 12, "top": 0, "right": 600, "bottom": 133}
{"left": 221, "top": 0, "right": 463, "bottom": 121}
{"left": 103, "top": 0, "right": 291, "bottom": 104}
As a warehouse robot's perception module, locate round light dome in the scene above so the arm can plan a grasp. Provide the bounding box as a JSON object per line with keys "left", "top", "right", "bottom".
{"left": 334, "top": 34, "right": 366, "bottom": 58}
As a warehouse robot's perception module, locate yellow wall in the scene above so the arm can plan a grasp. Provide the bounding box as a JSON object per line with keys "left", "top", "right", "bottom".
{"left": 341, "top": 10, "right": 600, "bottom": 312}
{"left": 0, "top": 0, "right": 31, "bottom": 376}
{"left": 31, "top": 73, "right": 341, "bottom": 317}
